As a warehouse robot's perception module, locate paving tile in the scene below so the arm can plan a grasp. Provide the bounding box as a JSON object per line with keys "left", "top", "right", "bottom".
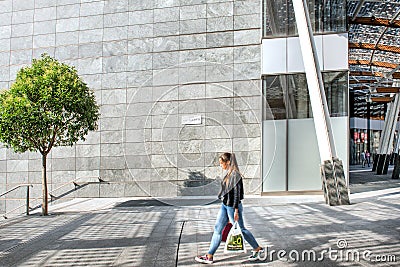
{"left": 0, "top": 177, "right": 399, "bottom": 267}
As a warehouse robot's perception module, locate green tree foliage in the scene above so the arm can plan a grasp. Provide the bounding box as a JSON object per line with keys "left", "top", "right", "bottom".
{"left": 0, "top": 54, "right": 100, "bottom": 215}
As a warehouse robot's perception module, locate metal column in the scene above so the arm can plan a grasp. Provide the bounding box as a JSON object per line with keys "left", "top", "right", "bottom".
{"left": 292, "top": 0, "right": 349, "bottom": 205}
{"left": 373, "top": 88, "right": 400, "bottom": 174}
{"left": 392, "top": 130, "right": 400, "bottom": 179}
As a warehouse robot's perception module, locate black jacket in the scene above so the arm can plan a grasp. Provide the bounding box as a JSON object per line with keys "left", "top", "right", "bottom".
{"left": 218, "top": 170, "right": 244, "bottom": 209}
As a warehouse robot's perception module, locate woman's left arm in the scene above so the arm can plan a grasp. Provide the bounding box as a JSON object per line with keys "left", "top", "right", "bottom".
{"left": 232, "top": 172, "right": 242, "bottom": 221}
{"left": 234, "top": 208, "right": 239, "bottom": 221}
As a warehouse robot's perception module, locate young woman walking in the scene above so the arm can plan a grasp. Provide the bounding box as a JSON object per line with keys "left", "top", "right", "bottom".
{"left": 195, "top": 152, "right": 263, "bottom": 264}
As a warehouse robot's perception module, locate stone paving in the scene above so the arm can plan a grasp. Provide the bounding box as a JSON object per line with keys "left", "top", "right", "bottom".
{"left": 349, "top": 165, "right": 400, "bottom": 194}
{"left": 0, "top": 169, "right": 399, "bottom": 267}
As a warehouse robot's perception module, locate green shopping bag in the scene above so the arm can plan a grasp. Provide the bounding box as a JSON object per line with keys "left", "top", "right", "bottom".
{"left": 224, "top": 221, "right": 246, "bottom": 253}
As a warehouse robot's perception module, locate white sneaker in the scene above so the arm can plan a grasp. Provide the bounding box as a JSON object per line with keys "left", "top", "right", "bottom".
{"left": 195, "top": 254, "right": 213, "bottom": 264}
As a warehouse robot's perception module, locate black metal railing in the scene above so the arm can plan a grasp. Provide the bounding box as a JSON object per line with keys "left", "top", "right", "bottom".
{"left": 2, "top": 176, "right": 108, "bottom": 218}
{"left": 30, "top": 176, "right": 108, "bottom": 211}
{"left": 0, "top": 184, "right": 33, "bottom": 219}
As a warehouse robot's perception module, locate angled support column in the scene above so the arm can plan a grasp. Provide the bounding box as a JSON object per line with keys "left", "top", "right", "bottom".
{"left": 292, "top": 0, "right": 349, "bottom": 205}
{"left": 373, "top": 89, "right": 400, "bottom": 174}
{"left": 392, "top": 131, "right": 400, "bottom": 179}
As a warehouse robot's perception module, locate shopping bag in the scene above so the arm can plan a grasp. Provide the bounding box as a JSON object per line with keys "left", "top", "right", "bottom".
{"left": 224, "top": 221, "right": 246, "bottom": 253}
{"left": 221, "top": 222, "right": 232, "bottom": 242}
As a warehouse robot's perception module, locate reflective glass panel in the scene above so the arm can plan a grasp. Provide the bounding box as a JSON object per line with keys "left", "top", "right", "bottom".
{"left": 323, "top": 71, "right": 348, "bottom": 117}
{"left": 287, "top": 73, "right": 310, "bottom": 119}
{"left": 263, "top": 0, "right": 291, "bottom": 37}
{"left": 263, "top": 0, "right": 347, "bottom": 37}
{"left": 263, "top": 76, "right": 287, "bottom": 119}
{"left": 263, "top": 71, "right": 348, "bottom": 120}
{"left": 323, "top": 0, "right": 346, "bottom": 32}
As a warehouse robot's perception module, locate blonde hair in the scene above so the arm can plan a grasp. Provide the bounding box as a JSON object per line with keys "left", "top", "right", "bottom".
{"left": 219, "top": 152, "right": 240, "bottom": 184}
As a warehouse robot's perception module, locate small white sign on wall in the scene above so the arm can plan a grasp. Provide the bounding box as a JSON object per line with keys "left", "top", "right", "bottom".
{"left": 181, "top": 115, "right": 202, "bottom": 125}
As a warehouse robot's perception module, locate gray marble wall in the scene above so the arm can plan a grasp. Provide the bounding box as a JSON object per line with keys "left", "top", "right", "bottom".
{"left": 0, "top": 0, "right": 262, "bottom": 213}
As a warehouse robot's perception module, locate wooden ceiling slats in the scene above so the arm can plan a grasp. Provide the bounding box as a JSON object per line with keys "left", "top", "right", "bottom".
{"left": 349, "top": 17, "right": 400, "bottom": 28}
{"left": 376, "top": 87, "right": 400, "bottom": 93}
{"left": 349, "top": 42, "right": 400, "bottom": 53}
{"left": 349, "top": 59, "right": 397, "bottom": 69}
{"left": 371, "top": 96, "right": 394, "bottom": 102}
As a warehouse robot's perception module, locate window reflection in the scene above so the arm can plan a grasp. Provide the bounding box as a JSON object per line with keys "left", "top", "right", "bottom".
{"left": 323, "top": 0, "right": 347, "bottom": 32}
{"left": 288, "top": 74, "right": 310, "bottom": 119}
{"left": 323, "top": 71, "right": 348, "bottom": 117}
{"left": 263, "top": 71, "right": 348, "bottom": 120}
{"left": 263, "top": 0, "right": 291, "bottom": 37}
{"left": 263, "top": 76, "right": 287, "bottom": 119}
{"left": 263, "top": 0, "right": 346, "bottom": 37}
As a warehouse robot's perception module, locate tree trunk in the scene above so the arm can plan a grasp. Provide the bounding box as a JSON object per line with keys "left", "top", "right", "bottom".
{"left": 42, "top": 153, "right": 48, "bottom": 216}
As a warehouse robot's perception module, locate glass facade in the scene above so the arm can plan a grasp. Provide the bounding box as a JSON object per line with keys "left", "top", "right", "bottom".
{"left": 261, "top": 0, "right": 348, "bottom": 193}
{"left": 262, "top": 71, "right": 349, "bottom": 192}
{"left": 263, "top": 71, "right": 348, "bottom": 120}
{"left": 262, "top": 0, "right": 347, "bottom": 37}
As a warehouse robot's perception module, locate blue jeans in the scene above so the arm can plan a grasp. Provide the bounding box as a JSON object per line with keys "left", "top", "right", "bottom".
{"left": 208, "top": 203, "right": 260, "bottom": 255}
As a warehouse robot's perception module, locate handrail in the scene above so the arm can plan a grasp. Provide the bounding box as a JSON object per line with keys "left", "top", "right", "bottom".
{"left": 50, "top": 176, "right": 103, "bottom": 196}
{"left": 2, "top": 176, "right": 108, "bottom": 217}
{"left": 30, "top": 176, "right": 106, "bottom": 210}
{"left": 1, "top": 184, "right": 33, "bottom": 219}
{"left": 0, "top": 184, "right": 32, "bottom": 198}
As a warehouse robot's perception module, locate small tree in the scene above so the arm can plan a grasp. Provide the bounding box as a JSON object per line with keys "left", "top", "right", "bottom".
{"left": 0, "top": 54, "right": 100, "bottom": 215}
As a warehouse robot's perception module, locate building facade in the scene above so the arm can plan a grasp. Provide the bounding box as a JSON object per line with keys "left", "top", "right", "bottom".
{"left": 1, "top": 0, "right": 263, "bottom": 213}
{"left": 0, "top": 0, "right": 348, "bottom": 214}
